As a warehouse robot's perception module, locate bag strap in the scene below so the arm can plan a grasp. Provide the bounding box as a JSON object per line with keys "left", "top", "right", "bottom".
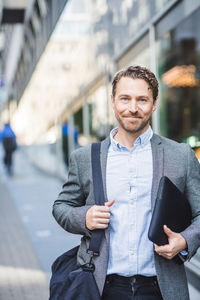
{"left": 87, "top": 142, "right": 105, "bottom": 256}
{"left": 91, "top": 142, "right": 105, "bottom": 206}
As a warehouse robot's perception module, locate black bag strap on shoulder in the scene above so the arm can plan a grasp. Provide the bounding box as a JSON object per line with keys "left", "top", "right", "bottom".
{"left": 87, "top": 142, "right": 105, "bottom": 257}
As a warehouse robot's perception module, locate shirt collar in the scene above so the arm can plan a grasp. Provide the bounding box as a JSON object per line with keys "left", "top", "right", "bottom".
{"left": 110, "top": 126, "right": 153, "bottom": 151}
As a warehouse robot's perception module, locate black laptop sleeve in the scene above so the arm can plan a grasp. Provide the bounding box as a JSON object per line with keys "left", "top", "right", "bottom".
{"left": 148, "top": 176, "right": 192, "bottom": 246}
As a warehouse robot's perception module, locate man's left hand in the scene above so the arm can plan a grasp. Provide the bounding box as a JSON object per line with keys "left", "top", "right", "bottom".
{"left": 154, "top": 225, "right": 187, "bottom": 260}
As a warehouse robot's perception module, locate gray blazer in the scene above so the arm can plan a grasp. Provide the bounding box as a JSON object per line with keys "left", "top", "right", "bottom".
{"left": 53, "top": 134, "right": 200, "bottom": 300}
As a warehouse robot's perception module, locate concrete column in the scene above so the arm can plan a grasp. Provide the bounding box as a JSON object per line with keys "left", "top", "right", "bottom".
{"left": 68, "top": 113, "right": 75, "bottom": 155}
{"left": 149, "top": 24, "right": 160, "bottom": 135}
{"left": 83, "top": 95, "right": 90, "bottom": 144}
{"left": 55, "top": 117, "right": 65, "bottom": 175}
{"left": 105, "top": 72, "right": 111, "bottom": 136}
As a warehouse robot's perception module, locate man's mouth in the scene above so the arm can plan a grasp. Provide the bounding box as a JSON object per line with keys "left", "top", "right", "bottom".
{"left": 124, "top": 116, "right": 140, "bottom": 120}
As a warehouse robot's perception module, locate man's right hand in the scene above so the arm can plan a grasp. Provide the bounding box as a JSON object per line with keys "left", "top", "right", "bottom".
{"left": 86, "top": 200, "right": 115, "bottom": 230}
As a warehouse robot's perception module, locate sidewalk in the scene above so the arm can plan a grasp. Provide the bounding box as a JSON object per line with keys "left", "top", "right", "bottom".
{"left": 0, "top": 181, "right": 48, "bottom": 300}
{"left": 0, "top": 146, "right": 80, "bottom": 300}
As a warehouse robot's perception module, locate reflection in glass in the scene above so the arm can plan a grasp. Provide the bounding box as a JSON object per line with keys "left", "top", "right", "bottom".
{"left": 157, "top": 8, "right": 200, "bottom": 150}
{"left": 88, "top": 86, "right": 110, "bottom": 141}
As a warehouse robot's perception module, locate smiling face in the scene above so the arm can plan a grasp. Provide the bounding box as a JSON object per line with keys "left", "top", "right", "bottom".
{"left": 111, "top": 77, "right": 157, "bottom": 137}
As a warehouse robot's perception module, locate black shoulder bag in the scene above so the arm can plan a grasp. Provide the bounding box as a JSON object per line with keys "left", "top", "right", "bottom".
{"left": 49, "top": 142, "right": 104, "bottom": 300}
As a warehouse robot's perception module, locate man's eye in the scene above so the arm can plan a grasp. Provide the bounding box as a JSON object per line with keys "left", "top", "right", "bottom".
{"left": 121, "top": 97, "right": 128, "bottom": 102}
{"left": 139, "top": 98, "right": 147, "bottom": 102}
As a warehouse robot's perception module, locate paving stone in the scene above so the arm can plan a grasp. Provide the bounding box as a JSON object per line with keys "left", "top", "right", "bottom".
{"left": 0, "top": 182, "right": 48, "bottom": 300}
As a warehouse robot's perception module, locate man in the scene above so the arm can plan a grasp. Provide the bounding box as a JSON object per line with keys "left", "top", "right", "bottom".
{"left": 53, "top": 66, "right": 200, "bottom": 299}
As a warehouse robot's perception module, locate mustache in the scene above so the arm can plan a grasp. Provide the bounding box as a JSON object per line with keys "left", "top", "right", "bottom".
{"left": 122, "top": 113, "right": 141, "bottom": 118}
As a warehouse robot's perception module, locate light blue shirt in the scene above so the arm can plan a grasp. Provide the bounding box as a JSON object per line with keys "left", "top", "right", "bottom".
{"left": 106, "top": 126, "right": 156, "bottom": 276}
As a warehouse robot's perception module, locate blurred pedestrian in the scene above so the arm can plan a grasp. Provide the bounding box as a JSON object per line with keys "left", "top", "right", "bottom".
{"left": 52, "top": 66, "right": 200, "bottom": 299}
{"left": 0, "top": 123, "right": 17, "bottom": 176}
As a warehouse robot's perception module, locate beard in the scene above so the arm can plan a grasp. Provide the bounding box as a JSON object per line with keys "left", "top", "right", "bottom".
{"left": 117, "top": 114, "right": 150, "bottom": 134}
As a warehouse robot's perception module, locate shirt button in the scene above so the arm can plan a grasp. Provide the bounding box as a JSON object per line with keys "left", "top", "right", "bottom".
{"left": 130, "top": 251, "right": 134, "bottom": 255}
{"left": 130, "top": 200, "right": 134, "bottom": 205}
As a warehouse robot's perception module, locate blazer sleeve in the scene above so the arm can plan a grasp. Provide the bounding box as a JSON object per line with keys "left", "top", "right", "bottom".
{"left": 52, "top": 150, "right": 92, "bottom": 237}
{"left": 180, "top": 144, "right": 200, "bottom": 260}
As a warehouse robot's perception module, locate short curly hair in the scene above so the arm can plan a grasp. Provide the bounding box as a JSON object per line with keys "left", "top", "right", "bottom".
{"left": 112, "top": 65, "right": 159, "bottom": 102}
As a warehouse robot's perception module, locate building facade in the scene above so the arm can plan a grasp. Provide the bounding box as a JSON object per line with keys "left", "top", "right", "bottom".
{"left": 67, "top": 0, "right": 200, "bottom": 161}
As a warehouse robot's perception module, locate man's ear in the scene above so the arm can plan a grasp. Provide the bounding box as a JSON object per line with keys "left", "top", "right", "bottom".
{"left": 111, "top": 94, "right": 115, "bottom": 107}
{"left": 152, "top": 99, "right": 157, "bottom": 112}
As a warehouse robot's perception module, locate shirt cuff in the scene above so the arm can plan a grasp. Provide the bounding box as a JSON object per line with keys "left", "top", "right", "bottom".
{"left": 180, "top": 249, "right": 188, "bottom": 256}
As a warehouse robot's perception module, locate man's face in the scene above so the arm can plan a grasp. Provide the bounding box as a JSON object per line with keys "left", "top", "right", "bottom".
{"left": 111, "top": 77, "right": 157, "bottom": 135}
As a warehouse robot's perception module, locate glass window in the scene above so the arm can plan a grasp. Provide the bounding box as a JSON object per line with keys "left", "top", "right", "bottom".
{"left": 117, "top": 34, "right": 150, "bottom": 69}
{"left": 88, "top": 85, "right": 109, "bottom": 141}
{"left": 74, "top": 107, "right": 83, "bottom": 135}
{"left": 157, "top": 8, "right": 200, "bottom": 159}
{"left": 126, "top": 0, "right": 170, "bottom": 38}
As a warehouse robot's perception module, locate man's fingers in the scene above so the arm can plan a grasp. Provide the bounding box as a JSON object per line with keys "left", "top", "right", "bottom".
{"left": 88, "top": 223, "right": 109, "bottom": 230}
{"left": 86, "top": 201, "right": 114, "bottom": 231}
{"left": 154, "top": 244, "right": 164, "bottom": 252}
{"left": 94, "top": 212, "right": 110, "bottom": 218}
{"left": 154, "top": 244, "right": 177, "bottom": 259}
{"left": 95, "top": 223, "right": 109, "bottom": 229}
{"left": 95, "top": 218, "right": 110, "bottom": 224}
{"left": 163, "top": 225, "right": 174, "bottom": 237}
{"left": 105, "top": 199, "right": 115, "bottom": 207}
{"left": 97, "top": 205, "right": 111, "bottom": 212}
{"left": 154, "top": 244, "right": 170, "bottom": 254}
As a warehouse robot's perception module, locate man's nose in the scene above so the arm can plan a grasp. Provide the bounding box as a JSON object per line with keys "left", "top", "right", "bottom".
{"left": 129, "top": 100, "right": 138, "bottom": 113}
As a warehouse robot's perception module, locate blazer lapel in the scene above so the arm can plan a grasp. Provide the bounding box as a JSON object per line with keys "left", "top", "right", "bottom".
{"left": 151, "top": 134, "right": 164, "bottom": 210}
{"left": 100, "top": 136, "right": 110, "bottom": 244}
{"left": 100, "top": 137, "right": 110, "bottom": 203}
